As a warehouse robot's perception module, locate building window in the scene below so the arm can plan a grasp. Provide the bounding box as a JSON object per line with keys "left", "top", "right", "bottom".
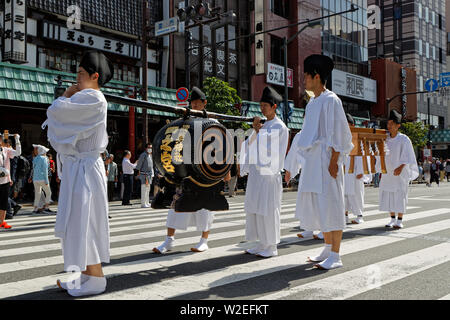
{"left": 112, "top": 63, "right": 139, "bottom": 83}
{"left": 393, "top": 4, "right": 402, "bottom": 20}
{"left": 270, "top": 36, "right": 285, "bottom": 66}
{"left": 271, "top": 0, "right": 290, "bottom": 19}
{"left": 41, "top": 48, "right": 78, "bottom": 73}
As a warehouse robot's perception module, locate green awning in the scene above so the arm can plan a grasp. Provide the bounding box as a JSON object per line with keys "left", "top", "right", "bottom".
{"left": 430, "top": 130, "right": 450, "bottom": 143}
{"left": 0, "top": 62, "right": 177, "bottom": 117}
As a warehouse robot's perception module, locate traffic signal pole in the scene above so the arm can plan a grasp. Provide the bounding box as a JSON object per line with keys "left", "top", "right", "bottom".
{"left": 184, "top": 0, "right": 190, "bottom": 90}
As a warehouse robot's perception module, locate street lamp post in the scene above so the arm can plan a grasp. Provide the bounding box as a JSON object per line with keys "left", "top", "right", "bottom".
{"left": 283, "top": 20, "right": 322, "bottom": 126}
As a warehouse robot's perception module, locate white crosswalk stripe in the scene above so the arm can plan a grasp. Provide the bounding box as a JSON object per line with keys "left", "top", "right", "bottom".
{"left": 1, "top": 197, "right": 449, "bottom": 300}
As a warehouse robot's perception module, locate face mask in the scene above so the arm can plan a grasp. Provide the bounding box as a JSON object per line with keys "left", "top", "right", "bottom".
{"left": 147, "top": 149, "right": 152, "bottom": 153}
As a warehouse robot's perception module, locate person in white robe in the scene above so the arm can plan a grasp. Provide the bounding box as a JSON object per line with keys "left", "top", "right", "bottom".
{"left": 343, "top": 114, "right": 371, "bottom": 225}
{"left": 284, "top": 55, "right": 353, "bottom": 270}
{"left": 378, "top": 110, "right": 418, "bottom": 229}
{"left": 153, "top": 87, "right": 231, "bottom": 254}
{"left": 239, "top": 86, "right": 289, "bottom": 258}
{"left": 284, "top": 133, "right": 323, "bottom": 240}
{"left": 42, "top": 50, "right": 114, "bottom": 297}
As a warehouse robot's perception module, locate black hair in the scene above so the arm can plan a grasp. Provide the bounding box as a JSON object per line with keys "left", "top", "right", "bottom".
{"left": 305, "top": 70, "right": 328, "bottom": 85}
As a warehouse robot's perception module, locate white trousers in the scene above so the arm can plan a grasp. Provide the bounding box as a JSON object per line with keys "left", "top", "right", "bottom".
{"left": 166, "top": 209, "right": 214, "bottom": 232}
{"left": 141, "top": 183, "right": 151, "bottom": 206}
{"left": 228, "top": 176, "right": 237, "bottom": 196}
{"left": 33, "top": 181, "right": 51, "bottom": 208}
{"left": 245, "top": 211, "right": 280, "bottom": 247}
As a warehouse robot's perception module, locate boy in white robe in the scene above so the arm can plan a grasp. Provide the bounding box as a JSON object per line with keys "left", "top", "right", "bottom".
{"left": 240, "top": 86, "right": 289, "bottom": 258}
{"left": 43, "top": 50, "right": 114, "bottom": 297}
{"left": 344, "top": 114, "right": 372, "bottom": 225}
{"left": 153, "top": 87, "right": 231, "bottom": 254}
{"left": 379, "top": 110, "right": 418, "bottom": 229}
{"left": 284, "top": 55, "right": 353, "bottom": 270}
{"left": 284, "top": 133, "right": 323, "bottom": 240}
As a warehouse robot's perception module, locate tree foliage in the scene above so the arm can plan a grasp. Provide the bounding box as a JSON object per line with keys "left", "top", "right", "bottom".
{"left": 400, "top": 121, "right": 429, "bottom": 149}
{"left": 202, "top": 77, "right": 249, "bottom": 129}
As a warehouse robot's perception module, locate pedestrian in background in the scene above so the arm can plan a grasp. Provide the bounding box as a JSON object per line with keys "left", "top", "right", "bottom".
{"left": 228, "top": 154, "right": 239, "bottom": 197}
{"left": 30, "top": 144, "right": 54, "bottom": 214}
{"left": 106, "top": 154, "right": 118, "bottom": 201}
{"left": 445, "top": 159, "right": 450, "bottom": 182}
{"left": 430, "top": 158, "right": 439, "bottom": 187}
{"left": 136, "top": 143, "right": 154, "bottom": 208}
{"left": 0, "top": 134, "right": 21, "bottom": 229}
{"left": 423, "top": 158, "right": 431, "bottom": 187}
{"left": 121, "top": 150, "right": 137, "bottom": 205}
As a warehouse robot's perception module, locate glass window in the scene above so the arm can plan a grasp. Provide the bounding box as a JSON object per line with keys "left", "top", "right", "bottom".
{"left": 425, "top": 7, "right": 429, "bottom": 23}
{"left": 270, "top": 36, "right": 285, "bottom": 66}
{"left": 336, "top": 16, "right": 342, "bottom": 38}
{"left": 330, "top": 0, "right": 335, "bottom": 12}
{"left": 418, "top": 3, "right": 422, "bottom": 19}
{"left": 341, "top": 17, "right": 348, "bottom": 40}
{"left": 228, "top": 25, "right": 236, "bottom": 50}
{"left": 419, "top": 39, "right": 423, "bottom": 55}
{"left": 352, "top": 21, "right": 358, "bottom": 43}
{"left": 330, "top": 16, "right": 336, "bottom": 36}
{"left": 271, "top": 0, "right": 290, "bottom": 19}
{"left": 362, "top": 8, "right": 367, "bottom": 27}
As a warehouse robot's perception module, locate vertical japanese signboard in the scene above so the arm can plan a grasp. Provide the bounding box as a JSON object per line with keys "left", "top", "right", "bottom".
{"left": 2, "top": 0, "right": 27, "bottom": 64}
{"left": 254, "top": 0, "right": 264, "bottom": 74}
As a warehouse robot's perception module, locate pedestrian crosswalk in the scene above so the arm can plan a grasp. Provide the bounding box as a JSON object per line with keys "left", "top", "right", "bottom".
{"left": 1, "top": 196, "right": 450, "bottom": 300}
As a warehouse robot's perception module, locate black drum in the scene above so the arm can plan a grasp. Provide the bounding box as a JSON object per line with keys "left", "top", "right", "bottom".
{"left": 152, "top": 117, "right": 233, "bottom": 187}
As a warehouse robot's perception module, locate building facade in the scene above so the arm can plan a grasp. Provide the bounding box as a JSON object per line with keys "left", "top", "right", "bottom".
{"left": 368, "top": 0, "right": 447, "bottom": 128}
{"left": 322, "top": 0, "right": 376, "bottom": 120}
{"left": 0, "top": 0, "right": 171, "bottom": 158}
{"left": 249, "top": 0, "right": 322, "bottom": 109}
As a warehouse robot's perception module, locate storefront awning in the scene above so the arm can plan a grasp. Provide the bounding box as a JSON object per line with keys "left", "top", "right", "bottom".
{"left": 0, "top": 62, "right": 177, "bottom": 117}
{"left": 430, "top": 130, "right": 450, "bottom": 143}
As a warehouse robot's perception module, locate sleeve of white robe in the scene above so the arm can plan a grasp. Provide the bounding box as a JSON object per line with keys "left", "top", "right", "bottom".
{"left": 42, "top": 90, "right": 107, "bottom": 155}
{"left": 284, "top": 132, "right": 302, "bottom": 175}
{"left": 238, "top": 138, "right": 250, "bottom": 177}
{"left": 354, "top": 156, "right": 372, "bottom": 183}
{"left": 324, "top": 96, "right": 354, "bottom": 161}
{"left": 399, "top": 135, "right": 419, "bottom": 181}
{"left": 253, "top": 122, "right": 289, "bottom": 175}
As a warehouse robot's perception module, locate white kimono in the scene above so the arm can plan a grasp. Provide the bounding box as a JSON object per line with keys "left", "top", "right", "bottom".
{"left": 286, "top": 90, "right": 353, "bottom": 233}
{"left": 42, "top": 89, "right": 110, "bottom": 272}
{"left": 378, "top": 132, "right": 418, "bottom": 213}
{"left": 240, "top": 117, "right": 289, "bottom": 246}
{"left": 344, "top": 156, "right": 372, "bottom": 216}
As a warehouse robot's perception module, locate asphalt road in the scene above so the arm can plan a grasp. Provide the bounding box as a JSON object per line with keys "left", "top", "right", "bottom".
{"left": 1, "top": 182, "right": 449, "bottom": 300}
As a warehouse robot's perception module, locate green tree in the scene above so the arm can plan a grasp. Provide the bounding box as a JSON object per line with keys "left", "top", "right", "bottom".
{"left": 400, "top": 121, "right": 429, "bottom": 149}
{"left": 203, "top": 77, "right": 241, "bottom": 115}
{"left": 202, "top": 77, "right": 249, "bottom": 129}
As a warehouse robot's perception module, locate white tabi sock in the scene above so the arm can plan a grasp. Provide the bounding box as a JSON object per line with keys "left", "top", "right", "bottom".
{"left": 385, "top": 217, "right": 397, "bottom": 228}
{"left": 154, "top": 236, "right": 174, "bottom": 254}
{"left": 67, "top": 275, "right": 107, "bottom": 297}
{"left": 245, "top": 242, "right": 266, "bottom": 255}
{"left": 297, "top": 230, "right": 314, "bottom": 238}
{"left": 317, "top": 251, "right": 343, "bottom": 270}
{"left": 192, "top": 237, "right": 209, "bottom": 252}
{"left": 308, "top": 244, "right": 331, "bottom": 262}
{"left": 57, "top": 273, "right": 89, "bottom": 290}
{"left": 256, "top": 245, "right": 278, "bottom": 258}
